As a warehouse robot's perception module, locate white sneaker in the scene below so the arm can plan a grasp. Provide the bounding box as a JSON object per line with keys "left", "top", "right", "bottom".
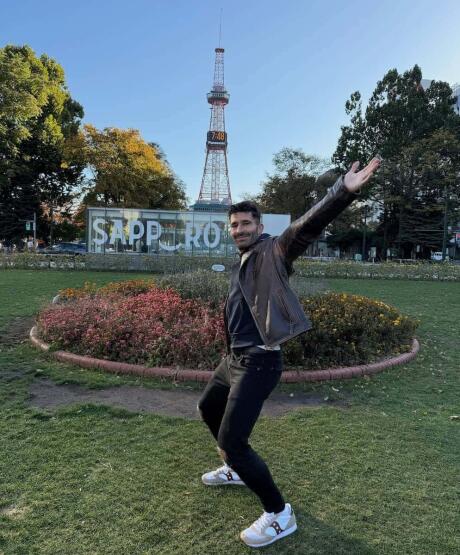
{"left": 240, "top": 503, "right": 297, "bottom": 548}
{"left": 201, "top": 464, "right": 245, "bottom": 486}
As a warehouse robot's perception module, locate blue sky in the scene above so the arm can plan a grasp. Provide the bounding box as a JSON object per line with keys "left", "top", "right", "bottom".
{"left": 1, "top": 0, "right": 459, "bottom": 203}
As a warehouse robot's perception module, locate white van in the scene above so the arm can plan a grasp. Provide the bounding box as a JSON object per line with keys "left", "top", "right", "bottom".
{"left": 431, "top": 251, "right": 449, "bottom": 261}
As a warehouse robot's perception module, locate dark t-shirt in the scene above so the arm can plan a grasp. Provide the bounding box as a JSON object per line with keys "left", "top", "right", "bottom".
{"left": 226, "top": 261, "right": 263, "bottom": 349}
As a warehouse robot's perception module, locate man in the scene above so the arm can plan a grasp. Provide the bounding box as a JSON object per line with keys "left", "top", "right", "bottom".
{"left": 198, "top": 158, "right": 381, "bottom": 548}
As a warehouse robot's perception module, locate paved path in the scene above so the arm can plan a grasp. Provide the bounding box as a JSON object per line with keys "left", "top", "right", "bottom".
{"left": 29, "top": 379, "right": 347, "bottom": 419}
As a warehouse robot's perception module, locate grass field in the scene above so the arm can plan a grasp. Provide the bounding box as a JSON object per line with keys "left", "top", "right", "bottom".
{"left": 0, "top": 270, "right": 459, "bottom": 554}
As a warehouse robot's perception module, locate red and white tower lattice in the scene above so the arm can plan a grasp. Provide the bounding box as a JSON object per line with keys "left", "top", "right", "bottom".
{"left": 195, "top": 47, "right": 232, "bottom": 209}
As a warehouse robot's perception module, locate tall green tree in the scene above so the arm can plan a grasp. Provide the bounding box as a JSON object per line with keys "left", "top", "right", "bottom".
{"left": 334, "top": 65, "right": 457, "bottom": 165}
{"left": 333, "top": 65, "right": 460, "bottom": 257}
{"left": 0, "top": 45, "right": 84, "bottom": 243}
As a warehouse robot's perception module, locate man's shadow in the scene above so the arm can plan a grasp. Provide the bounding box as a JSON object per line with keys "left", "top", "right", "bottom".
{"left": 237, "top": 508, "right": 379, "bottom": 554}
{"left": 286, "top": 509, "right": 378, "bottom": 554}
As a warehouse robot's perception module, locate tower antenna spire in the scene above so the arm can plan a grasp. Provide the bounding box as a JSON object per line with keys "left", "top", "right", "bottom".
{"left": 218, "top": 9, "right": 223, "bottom": 48}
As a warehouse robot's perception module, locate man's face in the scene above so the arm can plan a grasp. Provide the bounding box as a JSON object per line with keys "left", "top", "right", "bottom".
{"left": 229, "top": 212, "right": 264, "bottom": 251}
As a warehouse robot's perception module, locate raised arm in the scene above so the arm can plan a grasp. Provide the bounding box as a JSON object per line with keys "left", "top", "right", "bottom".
{"left": 275, "top": 158, "right": 381, "bottom": 265}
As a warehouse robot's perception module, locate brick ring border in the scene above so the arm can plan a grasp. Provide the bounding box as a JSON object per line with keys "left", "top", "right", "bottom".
{"left": 30, "top": 326, "right": 420, "bottom": 383}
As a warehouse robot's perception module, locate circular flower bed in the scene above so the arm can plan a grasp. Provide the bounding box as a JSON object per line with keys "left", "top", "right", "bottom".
{"left": 37, "top": 279, "right": 418, "bottom": 371}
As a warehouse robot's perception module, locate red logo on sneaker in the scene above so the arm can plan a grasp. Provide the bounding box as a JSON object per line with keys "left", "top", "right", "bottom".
{"left": 270, "top": 521, "right": 284, "bottom": 535}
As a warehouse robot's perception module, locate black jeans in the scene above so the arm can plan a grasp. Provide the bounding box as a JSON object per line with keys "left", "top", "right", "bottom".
{"left": 198, "top": 349, "right": 285, "bottom": 513}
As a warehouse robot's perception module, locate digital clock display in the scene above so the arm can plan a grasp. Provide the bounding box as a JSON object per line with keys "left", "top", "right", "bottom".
{"left": 207, "top": 131, "right": 227, "bottom": 143}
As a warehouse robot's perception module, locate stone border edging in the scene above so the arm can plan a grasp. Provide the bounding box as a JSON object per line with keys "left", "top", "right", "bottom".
{"left": 30, "top": 326, "right": 420, "bottom": 383}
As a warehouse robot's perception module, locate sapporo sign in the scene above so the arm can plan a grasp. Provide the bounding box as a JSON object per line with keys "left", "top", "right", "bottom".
{"left": 91, "top": 216, "right": 222, "bottom": 251}
{"left": 86, "top": 207, "right": 290, "bottom": 255}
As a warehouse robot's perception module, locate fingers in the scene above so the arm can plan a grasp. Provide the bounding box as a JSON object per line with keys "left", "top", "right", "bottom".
{"left": 360, "top": 172, "right": 372, "bottom": 185}
{"left": 359, "top": 159, "right": 381, "bottom": 184}
{"left": 366, "top": 157, "right": 381, "bottom": 177}
{"left": 369, "top": 157, "right": 381, "bottom": 170}
{"left": 350, "top": 157, "right": 380, "bottom": 172}
{"left": 362, "top": 157, "right": 381, "bottom": 176}
{"left": 349, "top": 161, "right": 360, "bottom": 173}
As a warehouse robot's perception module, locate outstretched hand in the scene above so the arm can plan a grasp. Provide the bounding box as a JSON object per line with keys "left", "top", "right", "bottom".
{"left": 343, "top": 157, "right": 381, "bottom": 193}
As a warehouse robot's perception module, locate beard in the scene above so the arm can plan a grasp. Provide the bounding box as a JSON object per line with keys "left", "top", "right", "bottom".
{"left": 234, "top": 230, "right": 261, "bottom": 250}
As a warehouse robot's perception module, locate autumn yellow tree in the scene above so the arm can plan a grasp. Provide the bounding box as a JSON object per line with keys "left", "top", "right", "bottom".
{"left": 81, "top": 125, "right": 187, "bottom": 209}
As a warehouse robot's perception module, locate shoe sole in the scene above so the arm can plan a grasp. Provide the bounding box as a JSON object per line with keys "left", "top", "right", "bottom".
{"left": 201, "top": 479, "right": 246, "bottom": 486}
{"left": 240, "top": 523, "right": 297, "bottom": 548}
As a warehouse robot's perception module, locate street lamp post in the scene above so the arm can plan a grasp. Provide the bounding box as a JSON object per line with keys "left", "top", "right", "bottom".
{"left": 362, "top": 205, "right": 368, "bottom": 261}
{"left": 442, "top": 191, "right": 449, "bottom": 261}
{"left": 32, "top": 212, "right": 37, "bottom": 248}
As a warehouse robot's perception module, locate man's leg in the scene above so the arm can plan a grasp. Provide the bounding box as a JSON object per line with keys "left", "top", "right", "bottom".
{"left": 197, "top": 355, "right": 231, "bottom": 441}
{"left": 217, "top": 351, "right": 285, "bottom": 514}
{"left": 198, "top": 355, "right": 245, "bottom": 485}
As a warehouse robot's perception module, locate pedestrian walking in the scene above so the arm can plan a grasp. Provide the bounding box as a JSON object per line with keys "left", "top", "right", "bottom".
{"left": 198, "top": 158, "right": 381, "bottom": 548}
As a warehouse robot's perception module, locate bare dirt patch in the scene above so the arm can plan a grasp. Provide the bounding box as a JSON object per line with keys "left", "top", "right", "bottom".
{"left": 0, "top": 316, "right": 35, "bottom": 346}
{"left": 29, "top": 379, "right": 347, "bottom": 419}
{"left": 0, "top": 504, "right": 29, "bottom": 519}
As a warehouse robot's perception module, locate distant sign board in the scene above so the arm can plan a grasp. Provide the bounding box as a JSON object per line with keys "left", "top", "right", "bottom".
{"left": 86, "top": 207, "right": 290, "bottom": 256}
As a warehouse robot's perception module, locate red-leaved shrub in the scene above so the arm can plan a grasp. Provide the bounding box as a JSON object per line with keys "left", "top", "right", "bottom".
{"left": 38, "top": 287, "right": 226, "bottom": 369}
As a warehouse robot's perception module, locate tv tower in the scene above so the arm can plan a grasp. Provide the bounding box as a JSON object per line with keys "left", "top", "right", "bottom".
{"left": 194, "top": 42, "right": 232, "bottom": 211}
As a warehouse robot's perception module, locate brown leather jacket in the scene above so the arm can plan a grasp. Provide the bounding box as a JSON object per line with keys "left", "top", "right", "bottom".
{"left": 225, "top": 176, "right": 358, "bottom": 349}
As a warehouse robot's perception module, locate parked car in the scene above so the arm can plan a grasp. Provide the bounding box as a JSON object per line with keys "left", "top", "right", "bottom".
{"left": 431, "top": 251, "right": 449, "bottom": 261}
{"left": 43, "top": 242, "right": 87, "bottom": 255}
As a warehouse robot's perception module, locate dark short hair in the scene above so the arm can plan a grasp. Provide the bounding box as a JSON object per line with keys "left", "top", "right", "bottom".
{"left": 228, "top": 201, "right": 261, "bottom": 223}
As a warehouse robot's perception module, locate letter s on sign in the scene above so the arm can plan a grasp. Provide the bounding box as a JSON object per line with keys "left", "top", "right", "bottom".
{"left": 93, "top": 218, "right": 108, "bottom": 245}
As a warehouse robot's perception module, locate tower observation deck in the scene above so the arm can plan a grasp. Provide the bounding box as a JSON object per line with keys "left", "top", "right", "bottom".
{"left": 193, "top": 47, "right": 232, "bottom": 212}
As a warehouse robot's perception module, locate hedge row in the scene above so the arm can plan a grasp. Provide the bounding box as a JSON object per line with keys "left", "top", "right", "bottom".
{"left": 0, "top": 253, "right": 234, "bottom": 274}
{"left": 2, "top": 252, "right": 459, "bottom": 281}
{"left": 294, "top": 259, "right": 460, "bottom": 281}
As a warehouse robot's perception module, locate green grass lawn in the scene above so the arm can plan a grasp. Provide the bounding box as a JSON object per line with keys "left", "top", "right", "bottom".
{"left": 0, "top": 269, "right": 459, "bottom": 554}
